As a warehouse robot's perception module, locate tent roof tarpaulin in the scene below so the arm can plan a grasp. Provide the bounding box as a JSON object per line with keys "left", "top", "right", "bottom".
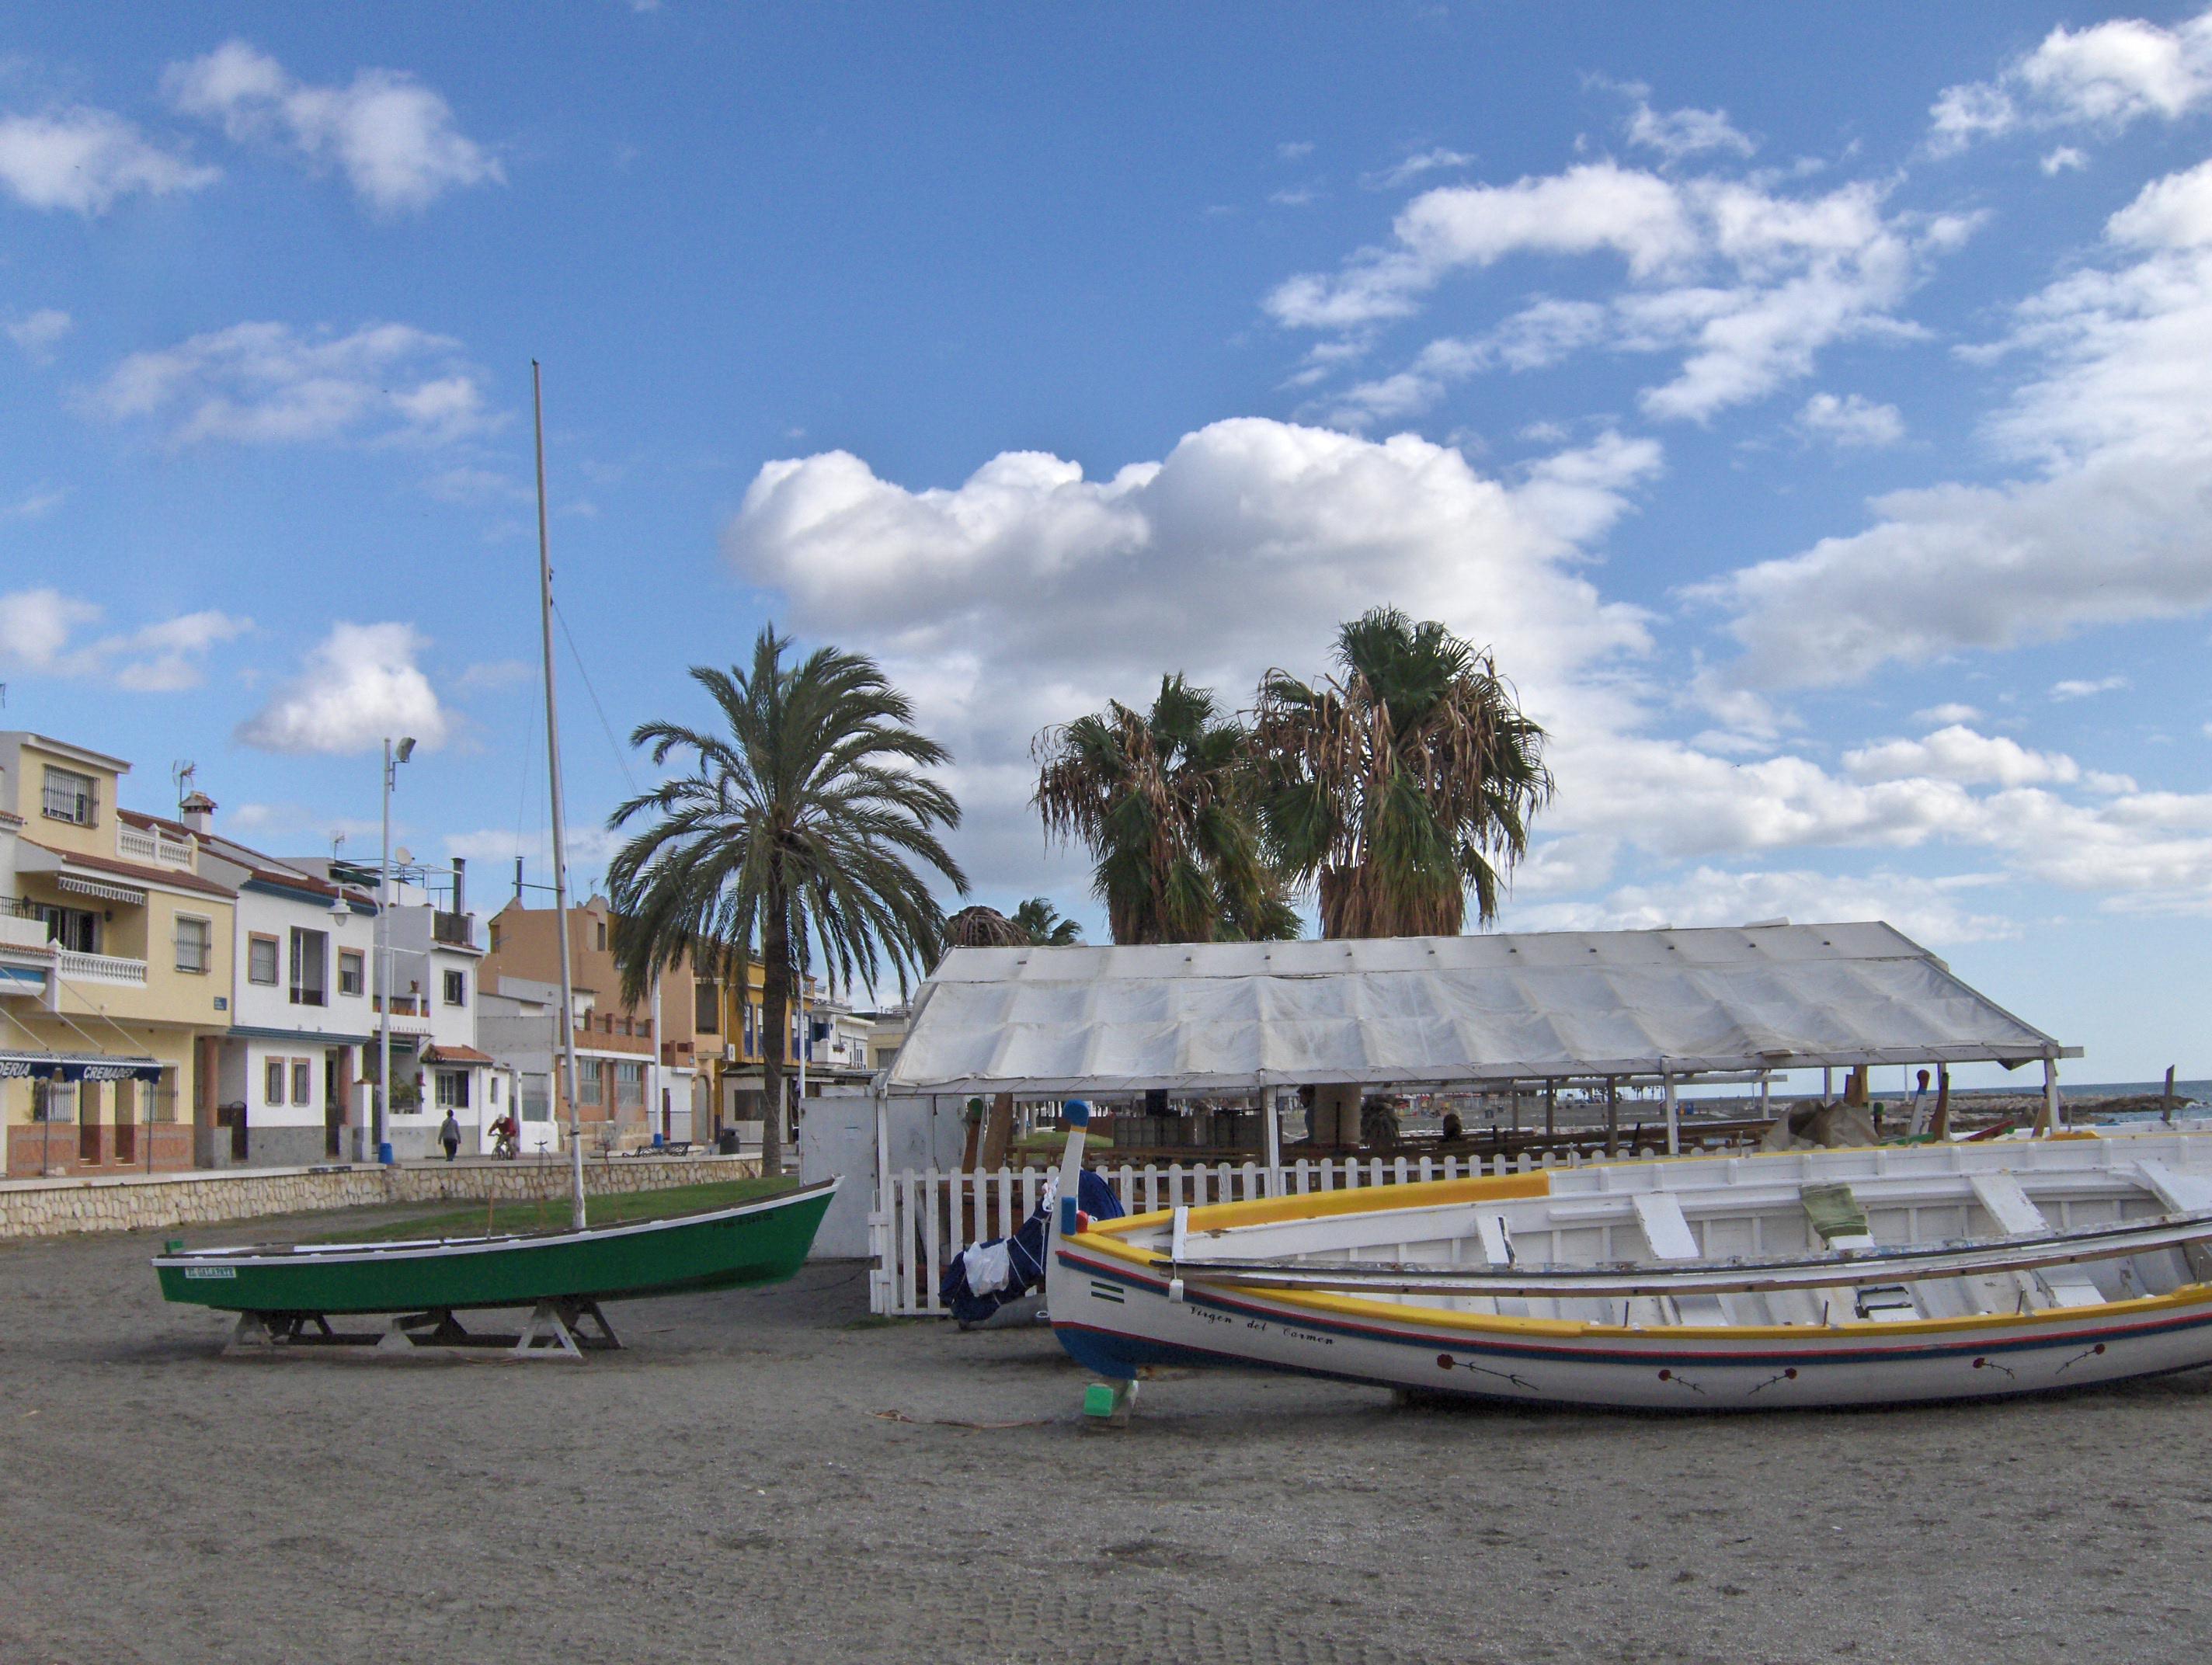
{"left": 884, "top": 923, "right": 2077, "bottom": 1097}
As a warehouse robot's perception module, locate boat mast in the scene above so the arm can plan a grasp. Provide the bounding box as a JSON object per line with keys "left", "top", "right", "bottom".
{"left": 534, "top": 360, "right": 587, "bottom": 1232}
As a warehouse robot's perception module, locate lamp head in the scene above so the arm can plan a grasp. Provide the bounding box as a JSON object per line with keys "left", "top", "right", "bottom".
{"left": 395, "top": 736, "right": 417, "bottom": 763}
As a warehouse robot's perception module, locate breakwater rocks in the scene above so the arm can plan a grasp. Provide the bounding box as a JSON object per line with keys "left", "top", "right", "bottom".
{"left": 0, "top": 1152, "right": 763, "bottom": 1240}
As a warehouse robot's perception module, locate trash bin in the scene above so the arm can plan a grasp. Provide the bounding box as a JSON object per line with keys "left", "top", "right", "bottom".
{"left": 716, "top": 1128, "right": 740, "bottom": 1155}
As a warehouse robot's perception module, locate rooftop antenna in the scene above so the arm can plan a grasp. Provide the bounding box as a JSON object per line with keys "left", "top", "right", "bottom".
{"left": 331, "top": 830, "right": 347, "bottom": 860}
{"left": 172, "top": 760, "right": 197, "bottom": 810}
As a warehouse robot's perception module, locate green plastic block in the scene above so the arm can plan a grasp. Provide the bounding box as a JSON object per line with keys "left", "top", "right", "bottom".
{"left": 1082, "top": 1382, "right": 1120, "bottom": 1419}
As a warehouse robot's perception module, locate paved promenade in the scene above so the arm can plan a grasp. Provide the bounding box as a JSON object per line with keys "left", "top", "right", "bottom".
{"left": 4, "top": 1204, "right": 2210, "bottom": 1663}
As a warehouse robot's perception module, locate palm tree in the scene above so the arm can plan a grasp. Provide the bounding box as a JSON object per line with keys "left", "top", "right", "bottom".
{"left": 1011, "top": 897, "right": 1082, "bottom": 947}
{"left": 1032, "top": 673, "right": 1296, "bottom": 944}
{"left": 607, "top": 627, "right": 966, "bottom": 1176}
{"left": 941, "top": 905, "right": 1028, "bottom": 952}
{"left": 1254, "top": 607, "right": 1551, "bottom": 939}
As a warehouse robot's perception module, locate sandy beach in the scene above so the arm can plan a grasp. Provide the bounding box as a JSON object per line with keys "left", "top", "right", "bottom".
{"left": 6, "top": 1204, "right": 2212, "bottom": 1665}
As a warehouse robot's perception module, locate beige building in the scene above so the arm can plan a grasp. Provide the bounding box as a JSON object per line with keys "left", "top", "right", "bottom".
{"left": 479, "top": 893, "right": 701, "bottom": 1148}
{"left": 0, "top": 733, "right": 236, "bottom": 1177}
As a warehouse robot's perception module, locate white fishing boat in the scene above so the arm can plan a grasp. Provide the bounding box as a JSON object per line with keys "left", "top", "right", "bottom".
{"left": 1044, "top": 1114, "right": 2212, "bottom": 1411}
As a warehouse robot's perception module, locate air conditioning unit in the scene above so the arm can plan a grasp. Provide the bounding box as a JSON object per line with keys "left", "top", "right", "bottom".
{"left": 723, "top": 1044, "right": 738, "bottom": 1063}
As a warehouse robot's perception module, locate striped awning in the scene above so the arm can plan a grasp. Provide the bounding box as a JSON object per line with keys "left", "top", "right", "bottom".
{"left": 55, "top": 873, "right": 148, "bottom": 906}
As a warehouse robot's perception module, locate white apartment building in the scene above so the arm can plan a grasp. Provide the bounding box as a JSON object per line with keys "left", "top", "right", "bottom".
{"left": 142, "top": 794, "right": 382, "bottom": 1168}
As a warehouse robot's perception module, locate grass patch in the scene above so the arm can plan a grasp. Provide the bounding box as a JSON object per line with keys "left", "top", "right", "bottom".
{"left": 311, "top": 1175, "right": 802, "bottom": 1243}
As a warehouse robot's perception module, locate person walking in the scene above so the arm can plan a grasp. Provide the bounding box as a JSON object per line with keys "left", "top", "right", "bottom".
{"left": 439, "top": 1108, "right": 461, "bottom": 1163}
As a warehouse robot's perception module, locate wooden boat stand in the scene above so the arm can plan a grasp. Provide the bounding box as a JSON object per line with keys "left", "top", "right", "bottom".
{"left": 224, "top": 1299, "right": 624, "bottom": 1362}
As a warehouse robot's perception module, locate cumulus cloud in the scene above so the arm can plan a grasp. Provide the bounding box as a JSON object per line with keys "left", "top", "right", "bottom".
{"left": 1913, "top": 702, "right": 1982, "bottom": 725}
{"left": 2051, "top": 675, "right": 2128, "bottom": 700}
{"left": 1514, "top": 867, "right": 2014, "bottom": 946}
{"left": 1931, "top": 9, "right": 2212, "bottom": 153}
{"left": 0, "top": 105, "right": 217, "bottom": 213}
{"left": 1699, "top": 158, "right": 2212, "bottom": 687}
{"left": 1300, "top": 165, "right": 1972, "bottom": 427}
{"left": 1844, "top": 725, "right": 2078, "bottom": 787}
{"left": 725, "top": 419, "right": 1661, "bottom": 893}
{"left": 165, "top": 40, "right": 501, "bottom": 213}
{"left": 0, "top": 587, "right": 249, "bottom": 689}
{"left": 5, "top": 308, "right": 71, "bottom": 363}
{"left": 2042, "top": 146, "right": 2089, "bottom": 175}
{"left": 236, "top": 622, "right": 451, "bottom": 754}
{"left": 722, "top": 422, "right": 2212, "bottom": 926}
{"left": 1795, "top": 391, "right": 1904, "bottom": 449}
{"left": 86, "top": 321, "right": 494, "bottom": 447}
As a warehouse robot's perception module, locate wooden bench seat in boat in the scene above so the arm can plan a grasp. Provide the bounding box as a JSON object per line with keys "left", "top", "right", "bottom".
{"left": 1970, "top": 1174, "right": 2104, "bottom": 1309}
{"left": 1800, "top": 1184, "right": 1918, "bottom": 1323}
{"left": 1630, "top": 1194, "right": 1734, "bottom": 1326}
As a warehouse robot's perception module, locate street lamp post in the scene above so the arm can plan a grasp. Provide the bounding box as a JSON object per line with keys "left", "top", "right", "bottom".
{"left": 375, "top": 735, "right": 416, "bottom": 1165}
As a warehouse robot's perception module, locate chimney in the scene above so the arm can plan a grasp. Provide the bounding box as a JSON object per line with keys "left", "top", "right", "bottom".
{"left": 452, "top": 856, "right": 468, "bottom": 916}
{"left": 514, "top": 856, "right": 524, "bottom": 904}
{"left": 179, "top": 791, "right": 216, "bottom": 836}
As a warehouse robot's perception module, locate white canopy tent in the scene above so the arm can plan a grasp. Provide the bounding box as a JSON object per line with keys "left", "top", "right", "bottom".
{"left": 882, "top": 923, "right": 2078, "bottom": 1169}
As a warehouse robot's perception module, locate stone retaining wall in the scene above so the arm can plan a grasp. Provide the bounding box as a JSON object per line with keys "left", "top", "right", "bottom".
{"left": 0, "top": 1152, "right": 763, "bottom": 1240}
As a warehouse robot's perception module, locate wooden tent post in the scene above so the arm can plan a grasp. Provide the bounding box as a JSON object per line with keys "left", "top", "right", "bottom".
{"left": 1932, "top": 1065, "right": 1952, "bottom": 1141}
{"left": 1545, "top": 1079, "right": 1556, "bottom": 1138}
{"left": 1663, "top": 1068, "right": 1678, "bottom": 1156}
{"left": 1264, "top": 1087, "right": 1283, "bottom": 1197}
{"left": 1605, "top": 1077, "right": 1619, "bottom": 1157}
{"left": 2040, "top": 1057, "right": 2061, "bottom": 1135}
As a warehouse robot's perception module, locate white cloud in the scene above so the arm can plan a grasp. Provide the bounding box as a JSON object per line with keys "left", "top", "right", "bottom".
{"left": 1624, "top": 98, "right": 1757, "bottom": 163}
{"left": 1699, "top": 158, "right": 2212, "bottom": 687}
{"left": 1, "top": 485, "right": 64, "bottom": 520}
{"left": 165, "top": 40, "right": 501, "bottom": 213}
{"left": 456, "top": 658, "right": 532, "bottom": 691}
{"left": 5, "top": 308, "right": 71, "bottom": 362}
{"left": 1277, "top": 140, "right": 1314, "bottom": 162}
{"left": 423, "top": 465, "right": 526, "bottom": 505}
{"left": 1913, "top": 702, "right": 1981, "bottom": 725}
{"left": 1266, "top": 162, "right": 1698, "bottom": 331}
{"left": 87, "top": 321, "right": 494, "bottom": 447}
{"left": 1303, "top": 168, "right": 1970, "bottom": 426}
{"left": 2042, "top": 146, "right": 2089, "bottom": 175}
{"left": 1361, "top": 148, "right": 1475, "bottom": 190}
{"left": 444, "top": 824, "right": 623, "bottom": 893}
{"left": 726, "top": 423, "right": 2212, "bottom": 922}
{"left": 1844, "top": 725, "right": 2078, "bottom": 787}
{"left": 0, "top": 588, "right": 249, "bottom": 689}
{"left": 2051, "top": 675, "right": 2128, "bottom": 700}
{"left": 236, "top": 622, "right": 451, "bottom": 754}
{"left": 1513, "top": 867, "right": 2014, "bottom": 946}
{"left": 0, "top": 106, "right": 216, "bottom": 214}
{"left": 1931, "top": 9, "right": 2212, "bottom": 153}
{"left": 726, "top": 419, "right": 1657, "bottom": 892}
{"left": 1796, "top": 391, "right": 1904, "bottom": 449}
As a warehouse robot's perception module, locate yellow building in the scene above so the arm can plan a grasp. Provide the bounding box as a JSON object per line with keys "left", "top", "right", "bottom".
{"left": 0, "top": 733, "right": 237, "bottom": 1177}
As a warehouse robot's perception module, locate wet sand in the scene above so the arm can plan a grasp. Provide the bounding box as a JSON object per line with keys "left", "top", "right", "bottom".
{"left": 5, "top": 1206, "right": 2212, "bottom": 1665}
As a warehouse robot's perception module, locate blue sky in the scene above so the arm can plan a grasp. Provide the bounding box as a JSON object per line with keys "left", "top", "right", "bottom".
{"left": 4, "top": 4, "right": 2211, "bottom": 1083}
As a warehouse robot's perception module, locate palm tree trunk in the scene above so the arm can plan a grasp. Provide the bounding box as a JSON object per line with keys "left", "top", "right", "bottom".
{"left": 760, "top": 905, "right": 791, "bottom": 1179}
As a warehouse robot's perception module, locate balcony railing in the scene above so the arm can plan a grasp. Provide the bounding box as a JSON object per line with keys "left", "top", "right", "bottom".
{"left": 117, "top": 824, "right": 196, "bottom": 869}
{"left": 56, "top": 950, "right": 148, "bottom": 987}
{"left": 432, "top": 911, "right": 475, "bottom": 948}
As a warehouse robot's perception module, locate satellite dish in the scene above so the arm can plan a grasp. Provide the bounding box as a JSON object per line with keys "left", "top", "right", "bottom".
{"left": 395, "top": 846, "right": 414, "bottom": 865}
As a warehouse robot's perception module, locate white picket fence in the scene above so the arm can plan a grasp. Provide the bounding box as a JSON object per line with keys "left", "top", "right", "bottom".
{"left": 868, "top": 1147, "right": 1659, "bottom": 1317}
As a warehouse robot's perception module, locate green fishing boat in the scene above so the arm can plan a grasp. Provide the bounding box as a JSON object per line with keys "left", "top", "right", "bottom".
{"left": 151, "top": 370, "right": 839, "bottom": 1361}
{"left": 152, "top": 1178, "right": 837, "bottom": 1320}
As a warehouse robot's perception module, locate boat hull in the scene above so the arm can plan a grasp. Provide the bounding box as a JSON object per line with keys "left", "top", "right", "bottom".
{"left": 154, "top": 1180, "right": 836, "bottom": 1316}
{"left": 1051, "top": 1234, "right": 2212, "bottom": 1412}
